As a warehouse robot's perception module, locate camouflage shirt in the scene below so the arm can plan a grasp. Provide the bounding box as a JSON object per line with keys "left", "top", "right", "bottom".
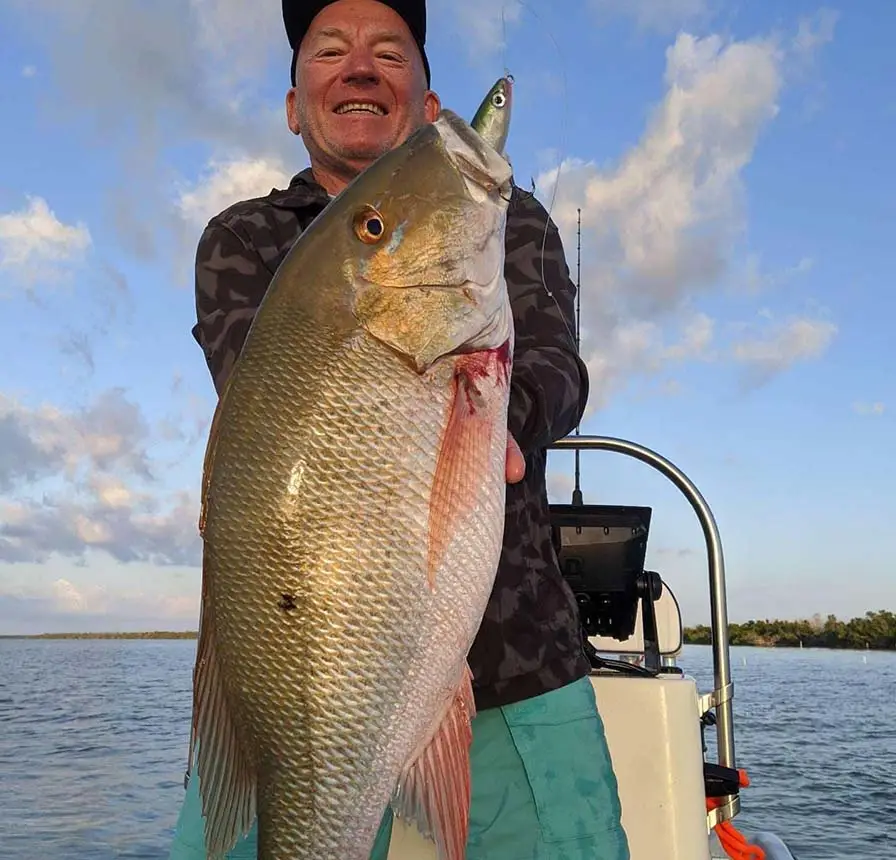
{"left": 191, "top": 167, "right": 591, "bottom": 712}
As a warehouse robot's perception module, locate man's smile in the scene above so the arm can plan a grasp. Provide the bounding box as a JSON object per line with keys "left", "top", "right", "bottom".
{"left": 333, "top": 100, "right": 388, "bottom": 116}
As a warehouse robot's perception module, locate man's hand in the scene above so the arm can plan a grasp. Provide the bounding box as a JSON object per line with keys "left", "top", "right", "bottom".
{"left": 506, "top": 431, "right": 525, "bottom": 484}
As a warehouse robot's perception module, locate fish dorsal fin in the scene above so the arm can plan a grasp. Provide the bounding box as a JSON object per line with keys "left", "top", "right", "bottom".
{"left": 391, "top": 667, "right": 477, "bottom": 860}
{"left": 198, "top": 375, "right": 234, "bottom": 538}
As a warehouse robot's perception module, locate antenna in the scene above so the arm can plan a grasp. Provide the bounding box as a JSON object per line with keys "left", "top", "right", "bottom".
{"left": 572, "top": 207, "right": 583, "bottom": 506}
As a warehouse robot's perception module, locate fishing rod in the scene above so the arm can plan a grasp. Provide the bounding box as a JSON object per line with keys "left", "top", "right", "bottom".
{"left": 572, "top": 207, "right": 583, "bottom": 507}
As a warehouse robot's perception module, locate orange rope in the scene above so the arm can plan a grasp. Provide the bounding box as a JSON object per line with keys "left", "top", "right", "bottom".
{"left": 706, "top": 769, "right": 766, "bottom": 860}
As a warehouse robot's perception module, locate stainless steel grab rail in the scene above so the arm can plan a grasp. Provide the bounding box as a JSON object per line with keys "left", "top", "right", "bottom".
{"left": 547, "top": 435, "right": 736, "bottom": 774}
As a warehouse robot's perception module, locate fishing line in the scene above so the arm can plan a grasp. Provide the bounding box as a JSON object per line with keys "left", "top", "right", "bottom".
{"left": 501, "top": 5, "right": 509, "bottom": 74}
{"left": 501, "top": 1, "right": 576, "bottom": 348}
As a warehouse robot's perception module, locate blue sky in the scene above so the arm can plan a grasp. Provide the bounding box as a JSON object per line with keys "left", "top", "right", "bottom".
{"left": 0, "top": 0, "right": 892, "bottom": 634}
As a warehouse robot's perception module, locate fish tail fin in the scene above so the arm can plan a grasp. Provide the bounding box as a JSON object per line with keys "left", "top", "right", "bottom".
{"left": 391, "top": 665, "right": 477, "bottom": 860}
{"left": 191, "top": 559, "right": 257, "bottom": 857}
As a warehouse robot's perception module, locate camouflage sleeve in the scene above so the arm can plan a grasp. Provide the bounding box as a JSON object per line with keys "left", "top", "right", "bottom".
{"left": 504, "top": 188, "right": 589, "bottom": 453}
{"left": 191, "top": 217, "right": 273, "bottom": 396}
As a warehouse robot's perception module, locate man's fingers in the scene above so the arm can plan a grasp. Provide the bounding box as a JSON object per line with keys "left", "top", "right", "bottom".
{"left": 506, "top": 432, "right": 525, "bottom": 484}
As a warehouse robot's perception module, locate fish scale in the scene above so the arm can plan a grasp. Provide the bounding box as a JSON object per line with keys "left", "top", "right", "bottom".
{"left": 190, "top": 101, "right": 515, "bottom": 860}
{"left": 210, "top": 340, "right": 494, "bottom": 852}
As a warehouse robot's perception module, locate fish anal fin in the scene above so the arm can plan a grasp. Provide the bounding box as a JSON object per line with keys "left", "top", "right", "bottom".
{"left": 191, "top": 559, "right": 256, "bottom": 857}
{"left": 392, "top": 666, "right": 477, "bottom": 860}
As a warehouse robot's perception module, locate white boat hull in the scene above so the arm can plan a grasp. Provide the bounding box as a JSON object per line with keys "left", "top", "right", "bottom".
{"left": 387, "top": 673, "right": 712, "bottom": 859}
{"left": 386, "top": 671, "right": 799, "bottom": 860}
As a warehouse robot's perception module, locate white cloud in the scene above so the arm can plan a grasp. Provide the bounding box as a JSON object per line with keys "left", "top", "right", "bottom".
{"left": 0, "top": 389, "right": 203, "bottom": 567}
{"left": 731, "top": 316, "right": 837, "bottom": 382}
{"left": 532, "top": 21, "right": 839, "bottom": 405}
{"left": 0, "top": 491, "right": 201, "bottom": 567}
{"left": 47, "top": 576, "right": 197, "bottom": 620}
{"left": 741, "top": 254, "right": 814, "bottom": 295}
{"left": 786, "top": 8, "right": 839, "bottom": 118}
{"left": 0, "top": 388, "right": 151, "bottom": 490}
{"left": 793, "top": 7, "right": 839, "bottom": 64}
{"left": 0, "top": 574, "right": 200, "bottom": 633}
{"left": 88, "top": 474, "right": 140, "bottom": 510}
{"left": 3, "top": 0, "right": 296, "bottom": 267}
{"left": 581, "top": 312, "right": 718, "bottom": 408}
{"left": 5, "top": 0, "right": 533, "bottom": 270}
{"left": 52, "top": 578, "right": 88, "bottom": 613}
{"left": 663, "top": 312, "right": 715, "bottom": 361}
{"left": 176, "top": 157, "right": 293, "bottom": 232}
{"left": 0, "top": 196, "right": 91, "bottom": 285}
{"left": 540, "top": 32, "right": 783, "bottom": 310}
{"left": 171, "top": 155, "right": 294, "bottom": 284}
{"left": 538, "top": 31, "right": 783, "bottom": 402}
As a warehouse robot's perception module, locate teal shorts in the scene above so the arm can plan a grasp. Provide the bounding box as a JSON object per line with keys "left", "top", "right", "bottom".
{"left": 168, "top": 675, "right": 630, "bottom": 860}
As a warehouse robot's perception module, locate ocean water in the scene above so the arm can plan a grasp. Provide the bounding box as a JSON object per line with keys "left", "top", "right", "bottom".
{"left": 0, "top": 639, "right": 892, "bottom": 859}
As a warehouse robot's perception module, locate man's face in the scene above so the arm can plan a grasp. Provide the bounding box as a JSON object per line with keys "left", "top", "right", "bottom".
{"left": 286, "top": 0, "right": 441, "bottom": 187}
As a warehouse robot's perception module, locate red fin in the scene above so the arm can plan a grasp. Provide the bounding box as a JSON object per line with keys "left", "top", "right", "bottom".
{"left": 190, "top": 558, "right": 256, "bottom": 857}
{"left": 392, "top": 666, "right": 477, "bottom": 860}
{"left": 427, "top": 347, "right": 510, "bottom": 590}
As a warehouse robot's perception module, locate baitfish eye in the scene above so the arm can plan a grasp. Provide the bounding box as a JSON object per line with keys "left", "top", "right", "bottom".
{"left": 353, "top": 206, "right": 386, "bottom": 244}
{"left": 492, "top": 92, "right": 506, "bottom": 108}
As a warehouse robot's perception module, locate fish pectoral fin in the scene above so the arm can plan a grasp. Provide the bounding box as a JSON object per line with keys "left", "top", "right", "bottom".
{"left": 427, "top": 366, "right": 496, "bottom": 590}
{"left": 192, "top": 565, "right": 256, "bottom": 856}
{"left": 391, "top": 666, "right": 477, "bottom": 860}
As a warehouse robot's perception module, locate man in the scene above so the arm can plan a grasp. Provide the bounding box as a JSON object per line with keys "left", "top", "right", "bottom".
{"left": 168, "top": 1, "right": 629, "bottom": 858}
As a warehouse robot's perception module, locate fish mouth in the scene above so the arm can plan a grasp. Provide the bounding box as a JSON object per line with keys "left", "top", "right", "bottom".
{"left": 333, "top": 100, "right": 389, "bottom": 117}
{"left": 435, "top": 111, "right": 513, "bottom": 199}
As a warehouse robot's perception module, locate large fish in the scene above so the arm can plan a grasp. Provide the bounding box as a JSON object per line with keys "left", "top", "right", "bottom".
{"left": 189, "top": 90, "right": 515, "bottom": 860}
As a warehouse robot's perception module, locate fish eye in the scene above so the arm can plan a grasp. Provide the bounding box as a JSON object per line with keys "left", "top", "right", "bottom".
{"left": 353, "top": 207, "right": 386, "bottom": 244}
{"left": 492, "top": 92, "right": 506, "bottom": 108}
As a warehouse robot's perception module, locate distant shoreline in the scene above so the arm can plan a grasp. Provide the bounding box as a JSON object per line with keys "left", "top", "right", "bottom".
{"left": 2, "top": 611, "right": 894, "bottom": 651}
{"left": 683, "top": 610, "right": 894, "bottom": 651}
{"left": 0, "top": 631, "right": 198, "bottom": 640}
